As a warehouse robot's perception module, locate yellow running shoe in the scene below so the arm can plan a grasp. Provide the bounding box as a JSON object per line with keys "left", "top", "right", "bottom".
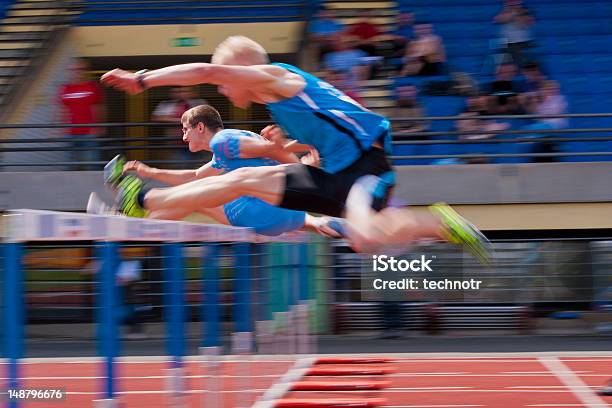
{"left": 430, "top": 202, "right": 492, "bottom": 265}
{"left": 116, "top": 175, "right": 147, "bottom": 218}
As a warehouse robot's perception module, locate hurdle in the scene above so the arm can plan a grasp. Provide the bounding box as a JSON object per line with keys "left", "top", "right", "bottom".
{"left": 1, "top": 209, "right": 315, "bottom": 408}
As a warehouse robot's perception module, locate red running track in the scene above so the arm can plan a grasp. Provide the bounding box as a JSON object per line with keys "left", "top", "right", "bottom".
{"left": 1, "top": 355, "right": 611, "bottom": 407}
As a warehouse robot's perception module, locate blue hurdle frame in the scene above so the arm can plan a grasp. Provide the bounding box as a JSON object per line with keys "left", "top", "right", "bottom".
{"left": 1, "top": 233, "right": 312, "bottom": 407}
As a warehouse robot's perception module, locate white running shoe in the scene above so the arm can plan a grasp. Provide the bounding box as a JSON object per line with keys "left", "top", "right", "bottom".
{"left": 87, "top": 192, "right": 119, "bottom": 215}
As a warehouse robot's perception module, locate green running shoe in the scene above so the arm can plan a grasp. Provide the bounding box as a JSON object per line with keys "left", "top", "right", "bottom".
{"left": 104, "top": 154, "right": 126, "bottom": 187}
{"left": 430, "top": 202, "right": 492, "bottom": 265}
{"left": 116, "top": 175, "right": 147, "bottom": 218}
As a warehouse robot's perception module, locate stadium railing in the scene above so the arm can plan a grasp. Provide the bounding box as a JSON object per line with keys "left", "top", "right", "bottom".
{"left": 2, "top": 113, "right": 612, "bottom": 170}
{"left": 75, "top": 0, "right": 307, "bottom": 25}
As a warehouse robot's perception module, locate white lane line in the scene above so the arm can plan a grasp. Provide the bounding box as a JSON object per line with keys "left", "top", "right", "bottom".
{"left": 1, "top": 390, "right": 267, "bottom": 396}
{"left": 528, "top": 404, "right": 610, "bottom": 407}
{"left": 252, "top": 357, "right": 316, "bottom": 408}
{"left": 290, "top": 389, "right": 574, "bottom": 393}
{"left": 9, "top": 373, "right": 611, "bottom": 381}
{"left": 8, "top": 374, "right": 289, "bottom": 380}
{"left": 384, "top": 405, "right": 484, "bottom": 408}
{"left": 389, "top": 387, "right": 472, "bottom": 390}
{"left": 0, "top": 389, "right": 584, "bottom": 396}
{"left": 17, "top": 357, "right": 295, "bottom": 364}
{"left": 539, "top": 356, "right": 609, "bottom": 408}
{"left": 506, "top": 385, "right": 599, "bottom": 389}
{"left": 387, "top": 374, "right": 611, "bottom": 378}
{"left": 502, "top": 371, "right": 591, "bottom": 374}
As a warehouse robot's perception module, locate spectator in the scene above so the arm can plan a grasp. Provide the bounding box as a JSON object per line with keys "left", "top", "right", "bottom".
{"left": 400, "top": 22, "right": 446, "bottom": 76}
{"left": 454, "top": 93, "right": 510, "bottom": 164}
{"left": 151, "top": 86, "right": 206, "bottom": 166}
{"left": 521, "top": 80, "right": 568, "bottom": 163}
{"left": 522, "top": 61, "right": 547, "bottom": 92}
{"left": 389, "top": 85, "right": 428, "bottom": 138}
{"left": 324, "top": 69, "right": 365, "bottom": 106}
{"left": 58, "top": 58, "right": 104, "bottom": 170}
{"left": 308, "top": 7, "right": 345, "bottom": 62}
{"left": 519, "top": 61, "right": 548, "bottom": 112}
{"left": 524, "top": 80, "right": 568, "bottom": 130}
{"left": 378, "top": 12, "right": 415, "bottom": 67}
{"left": 486, "top": 62, "right": 527, "bottom": 114}
{"left": 456, "top": 112, "right": 509, "bottom": 141}
{"left": 463, "top": 92, "right": 493, "bottom": 116}
{"left": 322, "top": 35, "right": 371, "bottom": 83}
{"left": 493, "top": 0, "right": 536, "bottom": 68}
{"left": 345, "top": 10, "right": 386, "bottom": 56}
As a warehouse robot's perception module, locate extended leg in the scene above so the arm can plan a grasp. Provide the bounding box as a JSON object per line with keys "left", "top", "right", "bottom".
{"left": 344, "top": 175, "right": 492, "bottom": 263}
{"left": 115, "top": 166, "right": 286, "bottom": 217}
{"left": 344, "top": 176, "right": 442, "bottom": 252}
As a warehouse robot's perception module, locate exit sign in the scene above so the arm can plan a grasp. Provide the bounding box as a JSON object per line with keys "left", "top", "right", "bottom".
{"left": 171, "top": 37, "right": 200, "bottom": 47}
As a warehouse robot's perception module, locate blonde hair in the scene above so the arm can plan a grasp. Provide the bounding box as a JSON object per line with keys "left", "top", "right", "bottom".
{"left": 212, "top": 35, "right": 269, "bottom": 65}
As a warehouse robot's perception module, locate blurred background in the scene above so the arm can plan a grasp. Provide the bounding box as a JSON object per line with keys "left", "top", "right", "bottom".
{"left": 0, "top": 0, "right": 611, "bottom": 355}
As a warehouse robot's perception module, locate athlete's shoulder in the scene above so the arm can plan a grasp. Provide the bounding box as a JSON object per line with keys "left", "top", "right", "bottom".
{"left": 211, "top": 128, "right": 257, "bottom": 142}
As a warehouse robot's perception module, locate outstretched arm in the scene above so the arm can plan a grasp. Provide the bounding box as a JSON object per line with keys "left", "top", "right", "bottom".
{"left": 124, "top": 160, "right": 222, "bottom": 186}
{"left": 101, "top": 64, "right": 303, "bottom": 98}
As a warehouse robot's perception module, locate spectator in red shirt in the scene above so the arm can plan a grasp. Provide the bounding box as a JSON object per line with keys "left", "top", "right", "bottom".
{"left": 345, "top": 11, "right": 386, "bottom": 56}
{"left": 59, "top": 58, "right": 105, "bottom": 170}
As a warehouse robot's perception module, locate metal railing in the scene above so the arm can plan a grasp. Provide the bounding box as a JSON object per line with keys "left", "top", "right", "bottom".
{"left": 12, "top": 237, "right": 612, "bottom": 344}
{"left": 2, "top": 113, "right": 612, "bottom": 170}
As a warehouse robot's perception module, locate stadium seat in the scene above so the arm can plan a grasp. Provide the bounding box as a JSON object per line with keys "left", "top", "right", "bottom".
{"left": 77, "top": 1, "right": 305, "bottom": 25}
{"left": 423, "top": 96, "right": 465, "bottom": 134}
{"left": 392, "top": 144, "right": 431, "bottom": 165}
{"left": 491, "top": 141, "right": 535, "bottom": 164}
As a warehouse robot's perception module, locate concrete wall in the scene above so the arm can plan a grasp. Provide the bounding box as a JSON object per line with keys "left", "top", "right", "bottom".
{"left": 7, "top": 162, "right": 612, "bottom": 210}
{"left": 393, "top": 162, "right": 612, "bottom": 205}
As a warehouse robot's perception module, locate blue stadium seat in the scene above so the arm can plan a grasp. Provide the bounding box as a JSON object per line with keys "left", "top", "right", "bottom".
{"left": 451, "top": 56, "right": 484, "bottom": 74}
{"left": 445, "top": 40, "right": 490, "bottom": 57}
{"left": 560, "top": 76, "right": 592, "bottom": 95}
{"left": 392, "top": 144, "right": 431, "bottom": 165}
{"left": 546, "top": 55, "right": 583, "bottom": 74}
{"left": 532, "top": 3, "right": 608, "bottom": 19}
{"left": 78, "top": 1, "right": 305, "bottom": 25}
{"left": 591, "top": 55, "right": 612, "bottom": 72}
{"left": 491, "top": 142, "right": 535, "bottom": 164}
{"left": 558, "top": 141, "right": 612, "bottom": 162}
{"left": 423, "top": 96, "right": 466, "bottom": 134}
{"left": 429, "top": 143, "right": 461, "bottom": 162}
{"left": 456, "top": 141, "right": 493, "bottom": 158}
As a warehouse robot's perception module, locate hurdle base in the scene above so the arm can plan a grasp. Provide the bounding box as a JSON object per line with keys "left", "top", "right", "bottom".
{"left": 255, "top": 320, "right": 274, "bottom": 355}
{"left": 93, "top": 398, "right": 121, "bottom": 408}
{"left": 200, "top": 346, "right": 222, "bottom": 408}
{"left": 165, "top": 367, "right": 187, "bottom": 408}
{"left": 231, "top": 331, "right": 254, "bottom": 354}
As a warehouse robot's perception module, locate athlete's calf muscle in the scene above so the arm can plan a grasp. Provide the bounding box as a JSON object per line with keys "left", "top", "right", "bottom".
{"left": 143, "top": 165, "right": 286, "bottom": 212}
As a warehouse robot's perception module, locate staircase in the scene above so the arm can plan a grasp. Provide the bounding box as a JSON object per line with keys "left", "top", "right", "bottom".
{"left": 319, "top": 0, "right": 399, "bottom": 114}
{"left": 0, "top": 0, "right": 77, "bottom": 111}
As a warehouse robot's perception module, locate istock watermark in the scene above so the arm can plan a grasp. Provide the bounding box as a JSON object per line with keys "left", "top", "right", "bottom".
{"left": 372, "top": 255, "right": 433, "bottom": 272}
{"left": 361, "top": 253, "right": 484, "bottom": 301}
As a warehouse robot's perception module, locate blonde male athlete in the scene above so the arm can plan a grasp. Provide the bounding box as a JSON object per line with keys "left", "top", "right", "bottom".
{"left": 101, "top": 35, "right": 490, "bottom": 260}
{"left": 101, "top": 104, "right": 339, "bottom": 237}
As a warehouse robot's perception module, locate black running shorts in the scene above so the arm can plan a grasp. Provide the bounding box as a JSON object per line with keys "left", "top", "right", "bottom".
{"left": 279, "top": 148, "right": 394, "bottom": 217}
